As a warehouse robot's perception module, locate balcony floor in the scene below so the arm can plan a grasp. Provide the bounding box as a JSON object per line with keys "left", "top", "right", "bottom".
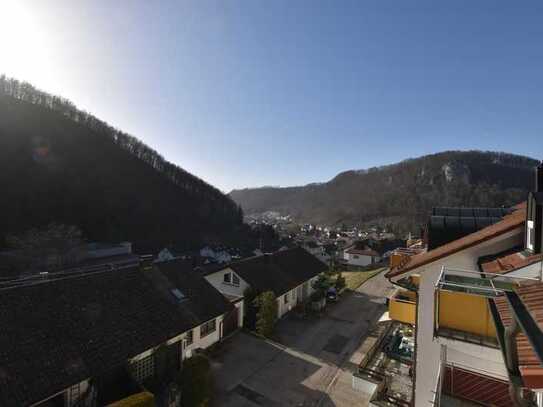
{"left": 437, "top": 327, "right": 498, "bottom": 348}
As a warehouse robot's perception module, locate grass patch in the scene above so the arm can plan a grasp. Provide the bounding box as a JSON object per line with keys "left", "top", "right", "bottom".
{"left": 342, "top": 267, "right": 386, "bottom": 290}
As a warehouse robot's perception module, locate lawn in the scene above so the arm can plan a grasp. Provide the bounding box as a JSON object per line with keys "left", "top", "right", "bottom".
{"left": 341, "top": 267, "right": 386, "bottom": 290}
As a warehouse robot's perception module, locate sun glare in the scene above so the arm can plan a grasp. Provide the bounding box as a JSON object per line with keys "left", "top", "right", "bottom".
{"left": 0, "top": 1, "right": 56, "bottom": 90}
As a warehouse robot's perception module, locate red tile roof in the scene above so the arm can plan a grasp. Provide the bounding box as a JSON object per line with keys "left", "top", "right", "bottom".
{"left": 480, "top": 249, "right": 542, "bottom": 275}
{"left": 345, "top": 247, "right": 379, "bottom": 257}
{"left": 386, "top": 203, "right": 526, "bottom": 279}
{"left": 494, "top": 282, "right": 543, "bottom": 389}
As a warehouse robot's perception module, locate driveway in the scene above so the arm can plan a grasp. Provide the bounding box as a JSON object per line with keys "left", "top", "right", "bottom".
{"left": 211, "top": 270, "right": 394, "bottom": 406}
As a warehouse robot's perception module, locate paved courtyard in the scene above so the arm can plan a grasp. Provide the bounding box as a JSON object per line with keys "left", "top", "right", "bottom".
{"left": 211, "top": 270, "right": 395, "bottom": 406}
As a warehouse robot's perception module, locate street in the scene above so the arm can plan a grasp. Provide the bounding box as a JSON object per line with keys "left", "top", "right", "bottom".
{"left": 212, "top": 270, "right": 395, "bottom": 406}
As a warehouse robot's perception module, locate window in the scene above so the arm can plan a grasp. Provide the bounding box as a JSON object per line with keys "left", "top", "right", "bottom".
{"left": 224, "top": 272, "right": 240, "bottom": 286}
{"left": 200, "top": 319, "right": 216, "bottom": 338}
{"left": 131, "top": 354, "right": 155, "bottom": 383}
{"left": 171, "top": 288, "right": 185, "bottom": 301}
{"left": 527, "top": 220, "right": 535, "bottom": 251}
{"left": 284, "top": 293, "right": 289, "bottom": 304}
{"left": 186, "top": 329, "right": 193, "bottom": 345}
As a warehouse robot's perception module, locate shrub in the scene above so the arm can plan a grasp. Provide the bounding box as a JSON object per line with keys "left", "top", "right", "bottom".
{"left": 178, "top": 354, "right": 212, "bottom": 407}
{"left": 243, "top": 286, "right": 259, "bottom": 330}
{"left": 254, "top": 291, "right": 278, "bottom": 337}
{"left": 312, "top": 274, "right": 332, "bottom": 296}
{"left": 335, "top": 273, "right": 346, "bottom": 291}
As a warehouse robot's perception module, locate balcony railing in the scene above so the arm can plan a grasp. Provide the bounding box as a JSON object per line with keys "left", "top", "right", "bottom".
{"left": 389, "top": 294, "right": 416, "bottom": 325}
{"left": 433, "top": 267, "right": 525, "bottom": 343}
{"left": 435, "top": 266, "right": 539, "bottom": 298}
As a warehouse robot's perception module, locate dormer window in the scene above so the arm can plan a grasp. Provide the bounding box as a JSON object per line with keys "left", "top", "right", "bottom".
{"left": 527, "top": 220, "right": 535, "bottom": 251}
{"left": 526, "top": 195, "right": 541, "bottom": 254}
{"left": 223, "top": 272, "right": 240, "bottom": 286}
{"left": 526, "top": 161, "right": 543, "bottom": 254}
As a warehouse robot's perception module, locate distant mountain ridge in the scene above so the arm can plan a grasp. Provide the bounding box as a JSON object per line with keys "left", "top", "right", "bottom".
{"left": 0, "top": 76, "right": 250, "bottom": 252}
{"left": 230, "top": 151, "right": 539, "bottom": 232}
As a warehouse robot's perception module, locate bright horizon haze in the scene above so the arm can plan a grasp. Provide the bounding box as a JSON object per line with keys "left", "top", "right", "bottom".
{"left": 1, "top": 1, "right": 543, "bottom": 192}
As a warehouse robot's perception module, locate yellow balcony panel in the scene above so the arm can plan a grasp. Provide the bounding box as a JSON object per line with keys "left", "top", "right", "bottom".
{"left": 107, "top": 391, "right": 155, "bottom": 407}
{"left": 389, "top": 291, "right": 416, "bottom": 325}
{"left": 437, "top": 290, "right": 496, "bottom": 339}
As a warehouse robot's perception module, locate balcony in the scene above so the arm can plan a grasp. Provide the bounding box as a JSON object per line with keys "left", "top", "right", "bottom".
{"left": 436, "top": 289, "right": 498, "bottom": 346}
{"left": 434, "top": 266, "right": 539, "bottom": 347}
{"left": 389, "top": 289, "right": 416, "bottom": 325}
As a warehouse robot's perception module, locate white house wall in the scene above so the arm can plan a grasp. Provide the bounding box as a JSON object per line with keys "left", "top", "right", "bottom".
{"left": 191, "top": 315, "right": 224, "bottom": 352}
{"left": 131, "top": 315, "right": 225, "bottom": 363}
{"left": 276, "top": 276, "right": 319, "bottom": 318}
{"left": 506, "top": 261, "right": 543, "bottom": 280}
{"left": 344, "top": 253, "right": 375, "bottom": 266}
{"left": 413, "top": 228, "right": 522, "bottom": 407}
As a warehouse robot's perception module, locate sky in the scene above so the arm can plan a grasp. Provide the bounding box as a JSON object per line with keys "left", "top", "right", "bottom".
{"left": 1, "top": 1, "right": 543, "bottom": 192}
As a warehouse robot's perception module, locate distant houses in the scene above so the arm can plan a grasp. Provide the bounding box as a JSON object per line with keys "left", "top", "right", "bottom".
{"left": 157, "top": 245, "right": 242, "bottom": 265}
{"left": 343, "top": 245, "right": 381, "bottom": 266}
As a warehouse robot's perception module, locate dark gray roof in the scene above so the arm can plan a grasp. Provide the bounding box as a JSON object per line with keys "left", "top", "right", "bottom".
{"left": 152, "top": 259, "right": 233, "bottom": 324}
{"left": 0, "top": 262, "right": 230, "bottom": 407}
{"left": 227, "top": 247, "right": 328, "bottom": 296}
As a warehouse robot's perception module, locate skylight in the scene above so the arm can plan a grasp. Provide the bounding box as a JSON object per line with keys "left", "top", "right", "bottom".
{"left": 171, "top": 288, "right": 185, "bottom": 301}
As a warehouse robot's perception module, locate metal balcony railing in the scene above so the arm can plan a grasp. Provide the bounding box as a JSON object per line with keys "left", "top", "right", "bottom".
{"left": 435, "top": 266, "right": 539, "bottom": 298}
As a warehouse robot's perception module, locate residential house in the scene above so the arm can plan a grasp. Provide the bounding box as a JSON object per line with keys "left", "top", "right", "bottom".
{"left": 343, "top": 246, "right": 380, "bottom": 267}
{"left": 156, "top": 247, "right": 179, "bottom": 262}
{"left": 385, "top": 162, "right": 543, "bottom": 407}
{"left": 200, "top": 246, "right": 232, "bottom": 264}
{"left": 204, "top": 247, "right": 328, "bottom": 319}
{"left": 0, "top": 259, "right": 233, "bottom": 407}
{"left": 302, "top": 240, "right": 324, "bottom": 257}
{"left": 152, "top": 259, "right": 240, "bottom": 351}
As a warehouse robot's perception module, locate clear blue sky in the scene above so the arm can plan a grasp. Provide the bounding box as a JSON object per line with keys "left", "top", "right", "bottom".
{"left": 3, "top": 1, "right": 543, "bottom": 192}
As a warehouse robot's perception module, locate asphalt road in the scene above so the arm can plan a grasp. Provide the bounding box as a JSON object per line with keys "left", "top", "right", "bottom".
{"left": 212, "top": 270, "right": 395, "bottom": 406}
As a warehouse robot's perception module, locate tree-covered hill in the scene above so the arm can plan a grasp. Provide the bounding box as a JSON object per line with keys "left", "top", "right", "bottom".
{"left": 0, "top": 76, "right": 250, "bottom": 253}
{"left": 230, "top": 151, "right": 539, "bottom": 232}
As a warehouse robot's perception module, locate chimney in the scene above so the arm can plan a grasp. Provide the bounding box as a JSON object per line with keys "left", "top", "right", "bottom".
{"left": 536, "top": 161, "right": 543, "bottom": 192}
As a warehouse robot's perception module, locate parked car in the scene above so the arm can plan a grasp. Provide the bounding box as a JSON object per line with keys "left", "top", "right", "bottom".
{"left": 326, "top": 287, "right": 338, "bottom": 302}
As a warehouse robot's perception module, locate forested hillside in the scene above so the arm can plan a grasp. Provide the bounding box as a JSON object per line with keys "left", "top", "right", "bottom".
{"left": 0, "top": 76, "right": 251, "bottom": 253}
{"left": 230, "top": 151, "right": 538, "bottom": 232}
